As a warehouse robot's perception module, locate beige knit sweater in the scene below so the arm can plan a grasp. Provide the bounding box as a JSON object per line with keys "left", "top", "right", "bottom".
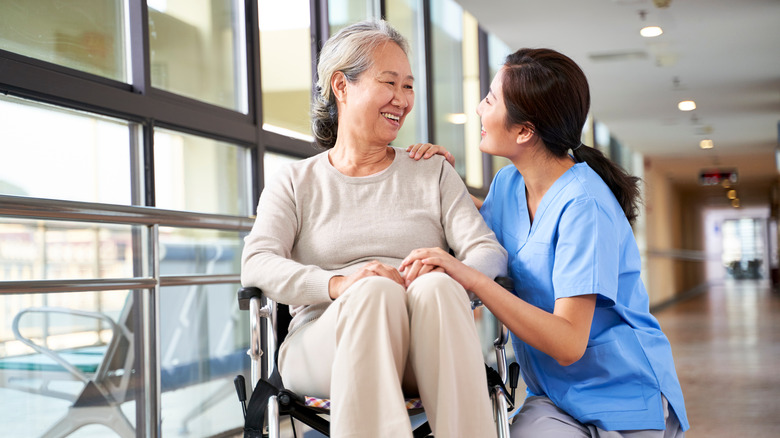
{"left": 241, "top": 147, "right": 507, "bottom": 335}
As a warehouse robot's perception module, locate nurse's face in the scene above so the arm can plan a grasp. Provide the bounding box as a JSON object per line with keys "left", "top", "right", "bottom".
{"left": 476, "top": 68, "right": 521, "bottom": 160}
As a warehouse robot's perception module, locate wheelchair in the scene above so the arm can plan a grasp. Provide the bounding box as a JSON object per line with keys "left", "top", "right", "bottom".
{"left": 233, "top": 276, "right": 520, "bottom": 438}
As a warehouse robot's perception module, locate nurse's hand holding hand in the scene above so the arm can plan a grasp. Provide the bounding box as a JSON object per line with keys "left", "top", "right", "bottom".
{"left": 400, "top": 247, "right": 489, "bottom": 292}
{"left": 398, "top": 255, "right": 445, "bottom": 289}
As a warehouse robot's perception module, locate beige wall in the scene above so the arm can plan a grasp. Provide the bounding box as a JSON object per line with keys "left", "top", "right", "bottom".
{"left": 642, "top": 158, "right": 776, "bottom": 307}
{"left": 643, "top": 162, "right": 686, "bottom": 306}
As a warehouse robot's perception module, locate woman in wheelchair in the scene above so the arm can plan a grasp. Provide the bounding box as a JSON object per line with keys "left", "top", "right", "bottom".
{"left": 240, "top": 20, "right": 507, "bottom": 438}
{"left": 403, "top": 48, "right": 689, "bottom": 437}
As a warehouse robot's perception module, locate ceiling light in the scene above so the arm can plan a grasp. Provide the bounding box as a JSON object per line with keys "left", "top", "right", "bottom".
{"left": 727, "top": 189, "right": 737, "bottom": 200}
{"left": 640, "top": 26, "right": 663, "bottom": 37}
{"left": 731, "top": 198, "right": 740, "bottom": 208}
{"left": 678, "top": 100, "right": 696, "bottom": 111}
{"left": 700, "top": 139, "right": 714, "bottom": 149}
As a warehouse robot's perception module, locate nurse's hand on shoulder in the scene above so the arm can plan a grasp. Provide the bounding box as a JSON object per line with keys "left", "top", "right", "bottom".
{"left": 400, "top": 247, "right": 485, "bottom": 292}
{"left": 406, "top": 143, "right": 454, "bottom": 167}
{"left": 328, "top": 260, "right": 404, "bottom": 300}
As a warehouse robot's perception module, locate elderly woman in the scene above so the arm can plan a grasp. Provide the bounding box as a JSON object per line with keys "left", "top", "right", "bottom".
{"left": 240, "top": 20, "right": 506, "bottom": 438}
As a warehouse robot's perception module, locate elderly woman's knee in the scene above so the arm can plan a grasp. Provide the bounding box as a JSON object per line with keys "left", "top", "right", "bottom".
{"left": 406, "top": 272, "right": 469, "bottom": 307}
{"left": 341, "top": 276, "right": 407, "bottom": 310}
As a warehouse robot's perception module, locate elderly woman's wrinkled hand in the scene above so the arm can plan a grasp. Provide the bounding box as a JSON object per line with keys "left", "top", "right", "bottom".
{"left": 406, "top": 143, "right": 454, "bottom": 167}
{"left": 328, "top": 260, "right": 405, "bottom": 300}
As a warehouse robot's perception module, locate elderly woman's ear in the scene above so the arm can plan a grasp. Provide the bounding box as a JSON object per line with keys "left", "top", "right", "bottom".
{"left": 331, "top": 71, "right": 348, "bottom": 103}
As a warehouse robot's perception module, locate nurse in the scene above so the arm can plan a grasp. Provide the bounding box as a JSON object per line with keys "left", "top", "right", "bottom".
{"left": 401, "top": 48, "right": 689, "bottom": 437}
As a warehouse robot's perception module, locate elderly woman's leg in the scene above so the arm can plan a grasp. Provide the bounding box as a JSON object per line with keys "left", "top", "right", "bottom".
{"left": 279, "top": 276, "right": 413, "bottom": 438}
{"left": 406, "top": 272, "right": 498, "bottom": 438}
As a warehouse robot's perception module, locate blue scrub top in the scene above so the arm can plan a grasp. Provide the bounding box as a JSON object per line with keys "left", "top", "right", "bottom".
{"left": 481, "top": 163, "right": 689, "bottom": 432}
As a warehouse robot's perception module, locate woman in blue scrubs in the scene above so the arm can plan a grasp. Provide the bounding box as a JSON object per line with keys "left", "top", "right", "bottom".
{"left": 401, "top": 48, "right": 689, "bottom": 436}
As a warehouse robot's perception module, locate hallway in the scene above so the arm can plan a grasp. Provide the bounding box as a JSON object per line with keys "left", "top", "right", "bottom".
{"left": 653, "top": 280, "right": 780, "bottom": 437}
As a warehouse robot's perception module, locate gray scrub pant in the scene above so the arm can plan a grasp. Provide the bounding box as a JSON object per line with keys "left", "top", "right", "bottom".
{"left": 511, "top": 395, "right": 685, "bottom": 438}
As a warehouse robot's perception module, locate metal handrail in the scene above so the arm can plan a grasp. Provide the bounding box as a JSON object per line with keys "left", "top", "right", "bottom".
{"left": 0, "top": 194, "right": 253, "bottom": 294}
{"left": 0, "top": 278, "right": 157, "bottom": 294}
{"left": 0, "top": 194, "right": 255, "bottom": 230}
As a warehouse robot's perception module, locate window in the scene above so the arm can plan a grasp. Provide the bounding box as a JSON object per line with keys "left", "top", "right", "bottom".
{"left": 486, "top": 33, "right": 513, "bottom": 175}
{"left": 258, "top": 0, "right": 314, "bottom": 139}
{"left": 263, "top": 151, "right": 301, "bottom": 186}
{"left": 328, "top": 0, "right": 373, "bottom": 35}
{"left": 0, "top": 95, "right": 134, "bottom": 205}
{"left": 386, "top": 0, "right": 428, "bottom": 149}
{"left": 430, "top": 0, "right": 483, "bottom": 185}
{"left": 153, "top": 129, "right": 251, "bottom": 216}
{"left": 148, "top": 0, "right": 248, "bottom": 112}
{"left": 0, "top": 0, "right": 128, "bottom": 82}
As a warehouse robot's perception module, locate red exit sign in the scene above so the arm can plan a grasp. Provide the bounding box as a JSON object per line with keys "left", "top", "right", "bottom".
{"left": 699, "top": 168, "right": 738, "bottom": 186}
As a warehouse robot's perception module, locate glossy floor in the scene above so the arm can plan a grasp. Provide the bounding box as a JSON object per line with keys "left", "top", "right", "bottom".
{"left": 654, "top": 279, "right": 780, "bottom": 437}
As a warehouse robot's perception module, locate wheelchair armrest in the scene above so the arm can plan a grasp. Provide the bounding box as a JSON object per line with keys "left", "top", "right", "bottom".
{"left": 493, "top": 277, "right": 514, "bottom": 348}
{"left": 495, "top": 276, "right": 514, "bottom": 292}
{"left": 237, "top": 286, "right": 263, "bottom": 311}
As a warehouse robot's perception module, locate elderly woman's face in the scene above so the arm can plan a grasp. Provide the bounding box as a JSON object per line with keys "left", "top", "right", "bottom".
{"left": 341, "top": 42, "right": 414, "bottom": 146}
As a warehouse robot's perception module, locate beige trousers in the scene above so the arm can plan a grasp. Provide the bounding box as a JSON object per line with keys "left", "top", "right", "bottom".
{"left": 278, "top": 272, "right": 497, "bottom": 438}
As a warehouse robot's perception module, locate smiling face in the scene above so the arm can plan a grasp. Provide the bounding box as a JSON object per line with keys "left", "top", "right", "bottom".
{"left": 336, "top": 42, "right": 415, "bottom": 147}
{"left": 476, "top": 67, "right": 524, "bottom": 160}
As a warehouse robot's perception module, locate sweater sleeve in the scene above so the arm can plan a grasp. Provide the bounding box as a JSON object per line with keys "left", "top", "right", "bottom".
{"left": 438, "top": 162, "right": 508, "bottom": 281}
{"left": 240, "top": 165, "right": 333, "bottom": 306}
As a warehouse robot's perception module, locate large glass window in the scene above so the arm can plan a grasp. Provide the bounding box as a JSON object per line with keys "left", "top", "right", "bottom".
{"left": 0, "top": 218, "right": 138, "bottom": 282}
{"left": 0, "top": 95, "right": 134, "bottom": 205}
{"left": 154, "top": 129, "right": 250, "bottom": 216}
{"left": 487, "top": 33, "right": 513, "bottom": 175}
{"left": 159, "top": 228, "right": 243, "bottom": 277}
{"left": 159, "top": 282, "right": 246, "bottom": 437}
{"left": 0, "top": 0, "right": 127, "bottom": 82}
{"left": 0, "top": 289, "right": 137, "bottom": 437}
{"left": 263, "top": 151, "right": 301, "bottom": 186}
{"left": 461, "top": 12, "right": 482, "bottom": 188}
{"left": 328, "top": 0, "right": 373, "bottom": 35}
{"left": 430, "top": 0, "right": 480, "bottom": 181}
{"left": 148, "top": 0, "right": 248, "bottom": 112}
{"left": 258, "top": 0, "right": 314, "bottom": 139}
{"left": 386, "top": 0, "right": 428, "bottom": 149}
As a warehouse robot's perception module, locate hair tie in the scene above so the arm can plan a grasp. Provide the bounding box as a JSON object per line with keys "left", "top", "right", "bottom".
{"left": 572, "top": 143, "right": 583, "bottom": 151}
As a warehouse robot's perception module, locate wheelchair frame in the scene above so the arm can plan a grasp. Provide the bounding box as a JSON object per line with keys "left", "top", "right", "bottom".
{"left": 236, "top": 276, "right": 519, "bottom": 438}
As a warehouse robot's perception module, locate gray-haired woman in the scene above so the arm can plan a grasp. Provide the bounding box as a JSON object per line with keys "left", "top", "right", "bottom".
{"left": 241, "top": 20, "right": 506, "bottom": 437}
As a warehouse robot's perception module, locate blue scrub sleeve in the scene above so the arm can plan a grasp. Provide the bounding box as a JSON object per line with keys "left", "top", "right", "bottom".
{"left": 551, "top": 198, "right": 619, "bottom": 307}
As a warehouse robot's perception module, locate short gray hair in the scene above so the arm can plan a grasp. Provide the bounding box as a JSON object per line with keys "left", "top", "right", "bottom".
{"left": 311, "top": 20, "right": 410, "bottom": 149}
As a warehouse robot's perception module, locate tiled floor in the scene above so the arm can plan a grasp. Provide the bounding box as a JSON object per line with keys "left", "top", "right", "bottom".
{"left": 653, "top": 279, "right": 780, "bottom": 437}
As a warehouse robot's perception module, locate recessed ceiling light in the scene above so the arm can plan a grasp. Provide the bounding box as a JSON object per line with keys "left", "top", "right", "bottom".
{"left": 640, "top": 26, "right": 663, "bottom": 37}
{"left": 678, "top": 100, "right": 696, "bottom": 111}
{"left": 700, "top": 139, "right": 714, "bottom": 149}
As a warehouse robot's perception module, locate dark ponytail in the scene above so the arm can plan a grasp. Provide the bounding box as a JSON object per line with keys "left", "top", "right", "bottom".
{"left": 572, "top": 145, "right": 641, "bottom": 224}
{"left": 502, "top": 48, "right": 642, "bottom": 224}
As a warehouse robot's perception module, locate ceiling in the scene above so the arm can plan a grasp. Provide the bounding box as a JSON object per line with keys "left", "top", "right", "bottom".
{"left": 455, "top": 0, "right": 780, "bottom": 186}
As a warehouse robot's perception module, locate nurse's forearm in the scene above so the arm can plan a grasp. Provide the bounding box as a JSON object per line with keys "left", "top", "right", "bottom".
{"left": 473, "top": 278, "right": 596, "bottom": 366}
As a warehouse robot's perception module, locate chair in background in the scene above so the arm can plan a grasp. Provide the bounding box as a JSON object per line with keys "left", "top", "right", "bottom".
{"left": 0, "top": 298, "right": 136, "bottom": 438}
{"left": 234, "top": 277, "right": 520, "bottom": 438}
